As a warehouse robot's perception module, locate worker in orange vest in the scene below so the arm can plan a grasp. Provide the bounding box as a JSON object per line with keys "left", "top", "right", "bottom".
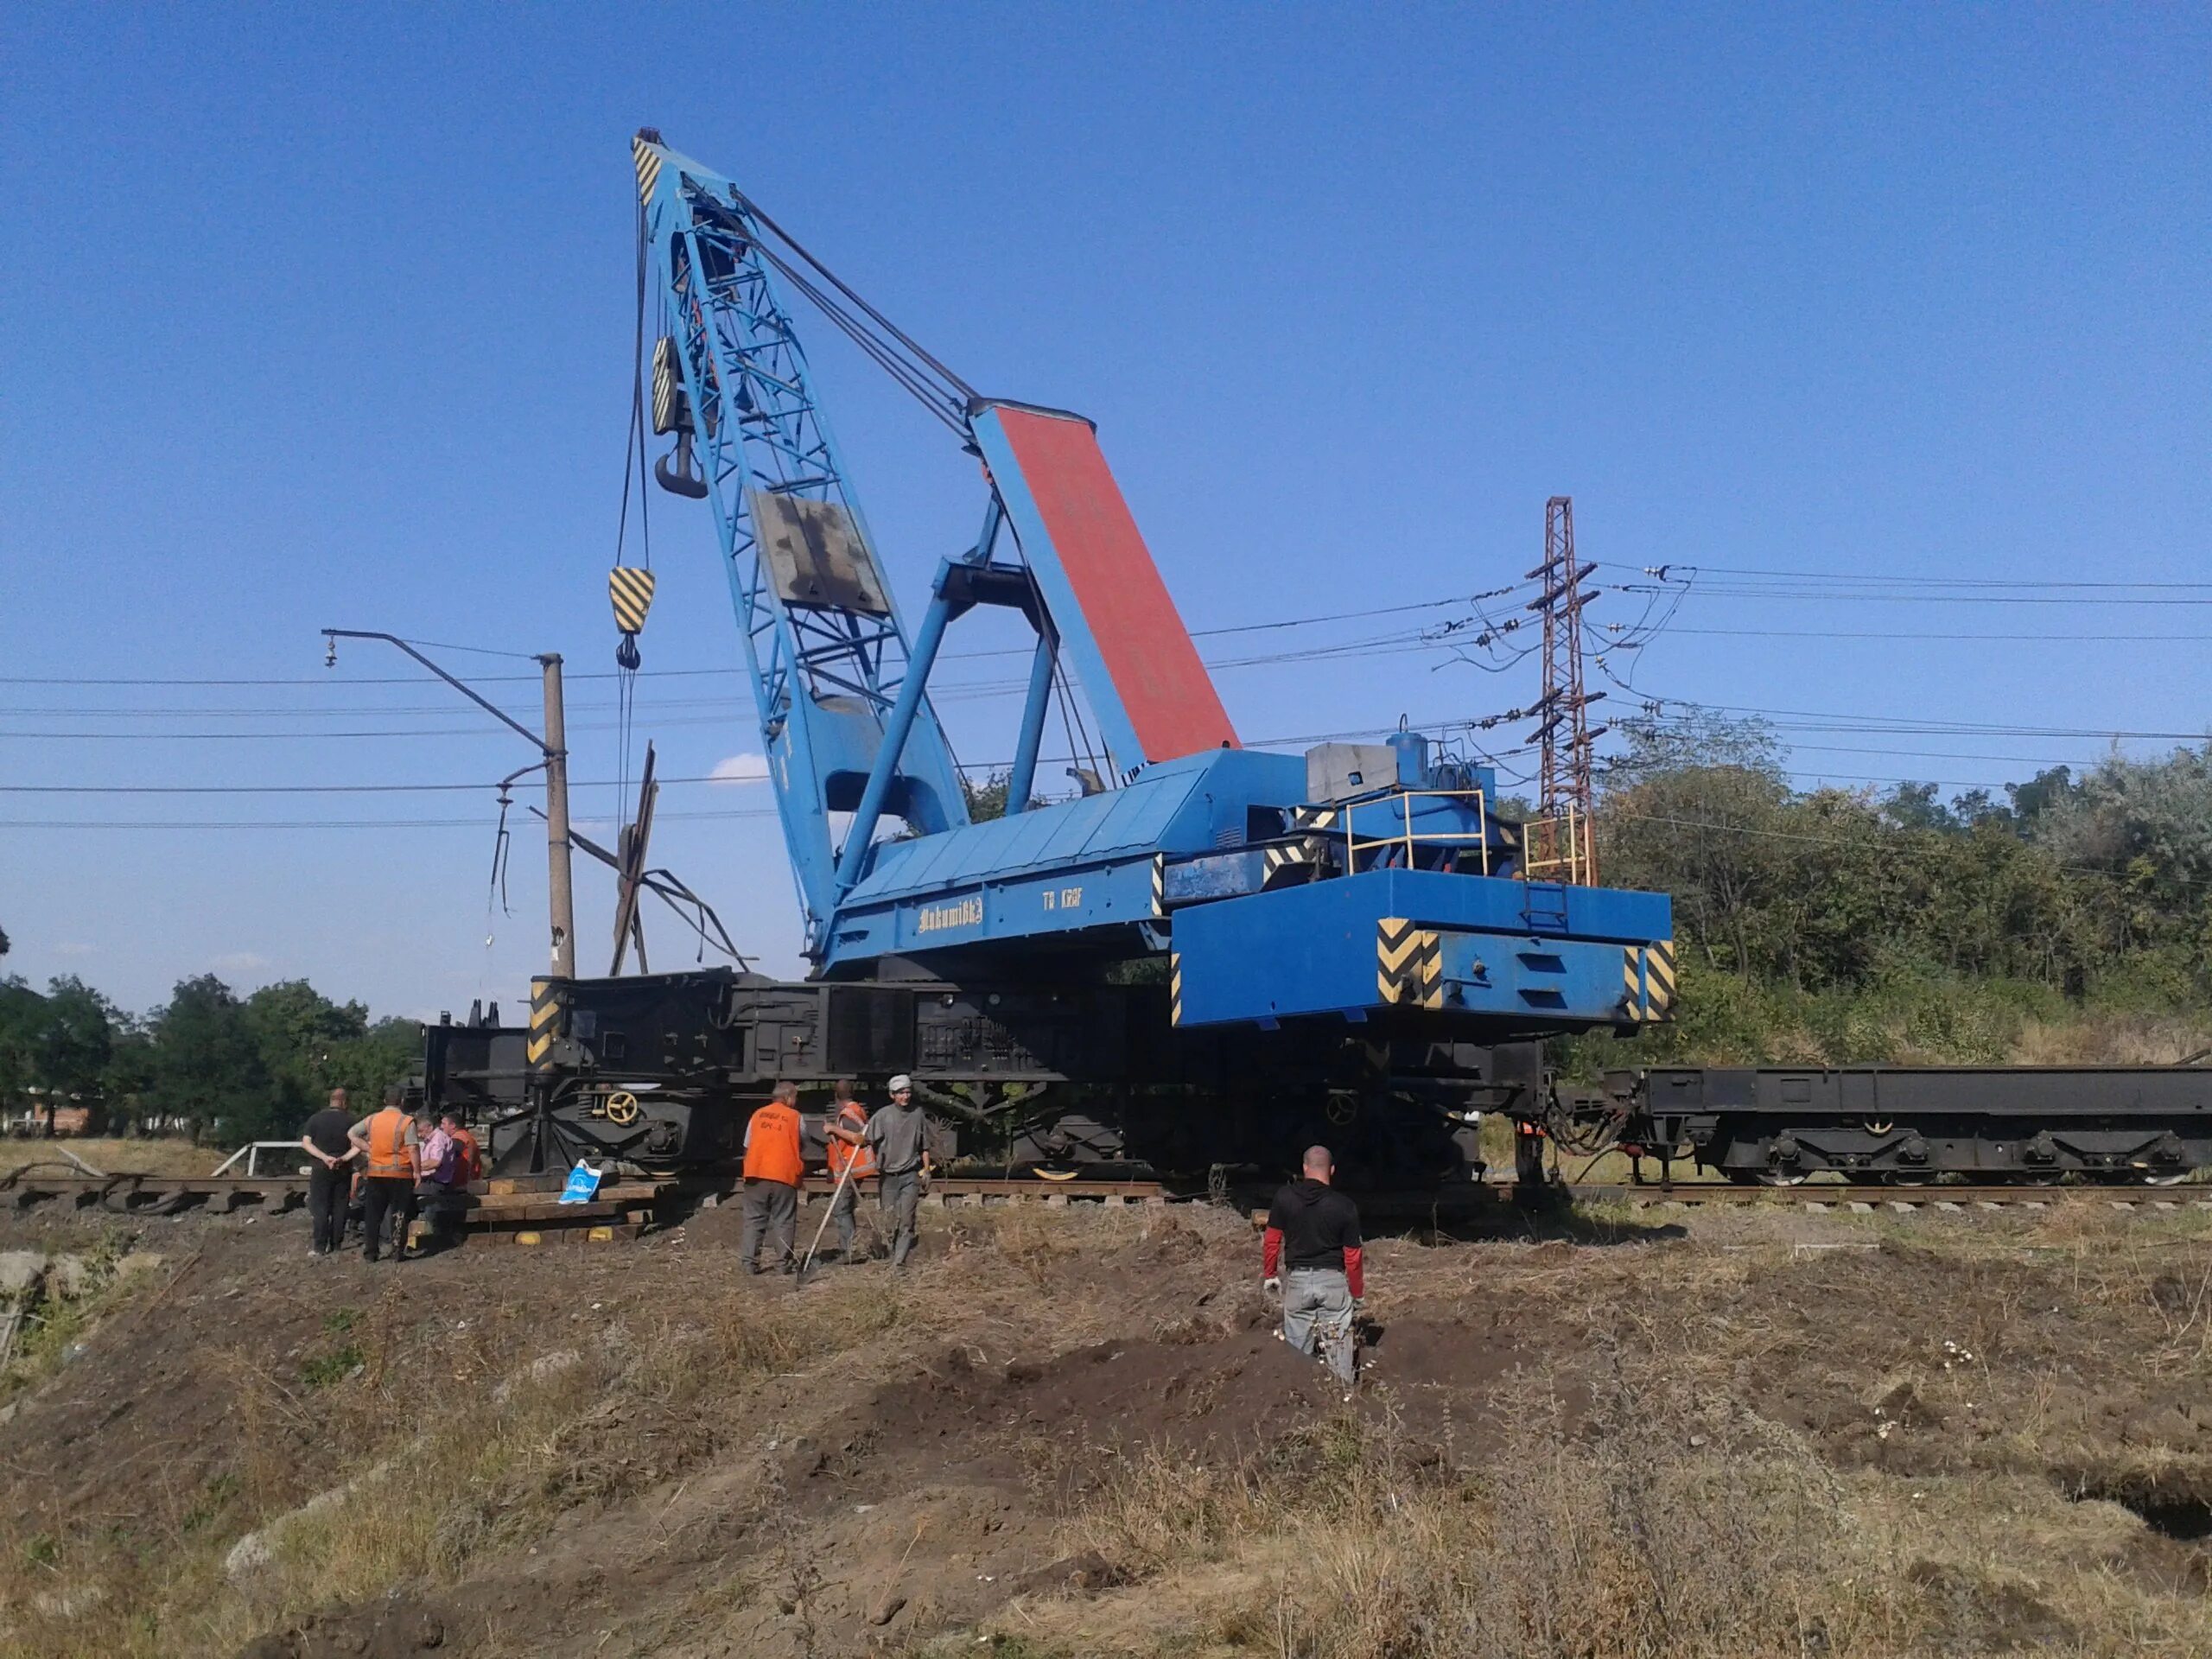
{"left": 411, "top": 1105, "right": 482, "bottom": 1255}
{"left": 346, "top": 1083, "right": 420, "bottom": 1264}
{"left": 451, "top": 1116, "right": 485, "bottom": 1186}
{"left": 823, "top": 1078, "right": 875, "bottom": 1262}
{"left": 739, "top": 1080, "right": 804, "bottom": 1274}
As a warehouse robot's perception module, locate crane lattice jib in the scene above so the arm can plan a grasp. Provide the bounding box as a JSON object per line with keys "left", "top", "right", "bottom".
{"left": 632, "top": 135, "right": 969, "bottom": 958}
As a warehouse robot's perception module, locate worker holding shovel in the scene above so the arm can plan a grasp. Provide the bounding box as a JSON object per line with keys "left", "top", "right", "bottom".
{"left": 822, "top": 1079, "right": 874, "bottom": 1262}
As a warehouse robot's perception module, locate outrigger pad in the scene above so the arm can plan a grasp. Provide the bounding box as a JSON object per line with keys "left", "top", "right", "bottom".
{"left": 748, "top": 489, "right": 893, "bottom": 615}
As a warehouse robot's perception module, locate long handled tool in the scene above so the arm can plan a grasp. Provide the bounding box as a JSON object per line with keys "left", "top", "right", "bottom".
{"left": 796, "top": 1154, "right": 860, "bottom": 1281}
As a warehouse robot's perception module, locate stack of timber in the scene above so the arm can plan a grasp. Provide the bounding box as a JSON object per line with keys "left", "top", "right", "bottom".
{"left": 413, "top": 1172, "right": 668, "bottom": 1249}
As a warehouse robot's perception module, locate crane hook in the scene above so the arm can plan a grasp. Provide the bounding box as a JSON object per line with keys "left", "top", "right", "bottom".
{"left": 655, "top": 430, "right": 708, "bottom": 499}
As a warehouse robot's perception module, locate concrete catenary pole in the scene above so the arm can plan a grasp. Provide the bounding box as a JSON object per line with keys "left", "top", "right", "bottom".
{"left": 539, "top": 653, "right": 577, "bottom": 978}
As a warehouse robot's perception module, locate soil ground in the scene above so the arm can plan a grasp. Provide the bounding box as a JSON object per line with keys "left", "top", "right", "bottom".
{"left": 0, "top": 1189, "right": 2208, "bottom": 1657}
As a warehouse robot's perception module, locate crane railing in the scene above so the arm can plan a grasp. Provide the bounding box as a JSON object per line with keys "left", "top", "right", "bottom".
{"left": 1343, "top": 789, "right": 1494, "bottom": 877}
{"left": 1518, "top": 805, "right": 1596, "bottom": 886}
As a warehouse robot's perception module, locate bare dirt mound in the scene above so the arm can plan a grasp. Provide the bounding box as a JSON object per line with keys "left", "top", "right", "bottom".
{"left": 3, "top": 1202, "right": 2210, "bottom": 1656}
{"left": 784, "top": 1326, "right": 1346, "bottom": 1506}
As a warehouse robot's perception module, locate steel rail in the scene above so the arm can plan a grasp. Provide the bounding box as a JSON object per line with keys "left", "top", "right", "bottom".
{"left": 7, "top": 1165, "right": 2211, "bottom": 1219}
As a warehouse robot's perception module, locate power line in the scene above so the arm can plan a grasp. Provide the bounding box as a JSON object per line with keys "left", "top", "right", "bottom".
{"left": 0, "top": 632, "right": 1473, "bottom": 734}
{"left": 1593, "top": 560, "right": 2212, "bottom": 591}
{"left": 0, "top": 807, "right": 785, "bottom": 832}
{"left": 1639, "top": 627, "right": 2212, "bottom": 643}
{"left": 0, "top": 593, "right": 1491, "bottom": 690}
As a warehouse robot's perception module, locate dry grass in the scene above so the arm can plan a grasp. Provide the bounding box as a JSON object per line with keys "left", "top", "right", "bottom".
{"left": 0, "top": 1136, "right": 219, "bottom": 1179}
{"left": 2013, "top": 1012, "right": 2212, "bottom": 1065}
{"left": 1053, "top": 1374, "right": 1897, "bottom": 1659}
{"left": 0, "top": 1273, "right": 909, "bottom": 1657}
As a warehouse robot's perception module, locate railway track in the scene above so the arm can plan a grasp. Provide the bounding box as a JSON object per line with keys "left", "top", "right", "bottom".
{"left": 4, "top": 1164, "right": 2209, "bottom": 1224}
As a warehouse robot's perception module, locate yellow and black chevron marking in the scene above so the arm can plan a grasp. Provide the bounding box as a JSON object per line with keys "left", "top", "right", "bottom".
{"left": 632, "top": 135, "right": 663, "bottom": 204}
{"left": 609, "top": 566, "right": 657, "bottom": 636}
{"left": 652, "top": 336, "right": 686, "bottom": 435}
{"left": 1262, "top": 838, "right": 1324, "bottom": 887}
{"left": 527, "top": 977, "right": 562, "bottom": 1069}
{"left": 1644, "top": 938, "right": 1676, "bottom": 1020}
{"left": 1621, "top": 941, "right": 1680, "bottom": 1022}
{"left": 1169, "top": 951, "right": 1183, "bottom": 1027}
{"left": 1376, "top": 917, "right": 1442, "bottom": 1008}
{"left": 1290, "top": 805, "right": 1339, "bottom": 833}
{"left": 1150, "top": 854, "right": 1165, "bottom": 920}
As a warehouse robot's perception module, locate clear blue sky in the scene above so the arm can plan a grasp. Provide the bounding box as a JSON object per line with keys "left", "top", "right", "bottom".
{"left": 2, "top": 5, "right": 2206, "bottom": 1018}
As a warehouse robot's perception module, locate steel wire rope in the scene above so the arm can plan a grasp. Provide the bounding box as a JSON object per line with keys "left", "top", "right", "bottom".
{"left": 733, "top": 189, "right": 977, "bottom": 404}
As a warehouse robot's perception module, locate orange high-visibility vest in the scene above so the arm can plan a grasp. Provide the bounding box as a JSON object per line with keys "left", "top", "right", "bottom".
{"left": 451, "top": 1127, "right": 484, "bottom": 1186}
{"left": 365, "top": 1108, "right": 414, "bottom": 1179}
{"left": 825, "top": 1102, "right": 874, "bottom": 1180}
{"left": 742, "top": 1102, "right": 804, "bottom": 1186}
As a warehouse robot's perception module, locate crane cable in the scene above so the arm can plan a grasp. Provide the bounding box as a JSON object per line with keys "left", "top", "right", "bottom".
{"left": 734, "top": 190, "right": 976, "bottom": 433}
{"left": 612, "top": 197, "right": 658, "bottom": 813}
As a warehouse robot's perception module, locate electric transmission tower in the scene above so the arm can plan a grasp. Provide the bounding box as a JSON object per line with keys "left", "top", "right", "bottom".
{"left": 1526, "top": 496, "right": 1604, "bottom": 883}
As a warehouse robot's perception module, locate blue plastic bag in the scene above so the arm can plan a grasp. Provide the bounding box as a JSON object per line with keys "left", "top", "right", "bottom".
{"left": 559, "top": 1160, "right": 604, "bottom": 1205}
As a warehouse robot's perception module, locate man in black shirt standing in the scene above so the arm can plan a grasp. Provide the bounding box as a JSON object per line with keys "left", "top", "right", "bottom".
{"left": 1262, "top": 1145, "right": 1364, "bottom": 1386}
{"left": 298, "top": 1086, "right": 359, "bottom": 1259}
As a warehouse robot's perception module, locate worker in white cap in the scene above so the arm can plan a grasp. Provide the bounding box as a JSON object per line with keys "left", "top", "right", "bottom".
{"left": 860, "top": 1075, "right": 931, "bottom": 1268}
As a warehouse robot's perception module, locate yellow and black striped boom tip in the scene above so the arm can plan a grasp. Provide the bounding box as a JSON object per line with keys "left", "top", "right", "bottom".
{"left": 632, "top": 134, "right": 664, "bottom": 205}
{"left": 609, "top": 566, "right": 657, "bottom": 636}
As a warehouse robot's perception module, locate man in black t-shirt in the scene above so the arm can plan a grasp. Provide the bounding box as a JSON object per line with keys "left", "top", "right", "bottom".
{"left": 299, "top": 1086, "right": 359, "bottom": 1258}
{"left": 1262, "top": 1145, "right": 1365, "bottom": 1386}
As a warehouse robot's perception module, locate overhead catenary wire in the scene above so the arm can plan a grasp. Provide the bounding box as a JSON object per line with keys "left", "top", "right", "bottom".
{"left": 1591, "top": 561, "right": 2212, "bottom": 591}
{"left": 0, "top": 591, "right": 1508, "bottom": 690}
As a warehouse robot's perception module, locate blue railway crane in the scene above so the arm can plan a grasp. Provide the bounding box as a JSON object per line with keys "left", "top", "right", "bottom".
{"left": 417, "top": 135, "right": 2212, "bottom": 1195}
{"left": 631, "top": 128, "right": 1672, "bottom": 1038}
{"left": 433, "top": 130, "right": 1675, "bottom": 1185}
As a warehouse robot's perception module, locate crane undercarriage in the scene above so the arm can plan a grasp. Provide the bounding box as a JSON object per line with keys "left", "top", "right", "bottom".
{"left": 423, "top": 968, "right": 1546, "bottom": 1186}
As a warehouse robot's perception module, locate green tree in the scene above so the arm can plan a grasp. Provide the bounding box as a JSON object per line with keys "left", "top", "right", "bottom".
{"left": 243, "top": 980, "right": 369, "bottom": 1126}
{"left": 35, "top": 976, "right": 115, "bottom": 1103}
{"left": 103, "top": 1015, "right": 158, "bottom": 1130}
{"left": 325, "top": 1015, "right": 423, "bottom": 1104}
{"left": 1599, "top": 713, "right": 1792, "bottom": 976}
{"left": 960, "top": 771, "right": 1046, "bottom": 824}
{"left": 153, "top": 976, "right": 272, "bottom": 1144}
{"left": 0, "top": 979, "right": 40, "bottom": 1113}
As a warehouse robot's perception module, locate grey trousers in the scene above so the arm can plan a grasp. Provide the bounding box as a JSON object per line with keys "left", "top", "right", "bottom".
{"left": 880, "top": 1170, "right": 921, "bottom": 1266}
{"left": 830, "top": 1174, "right": 864, "bottom": 1253}
{"left": 739, "top": 1178, "right": 797, "bottom": 1271}
{"left": 1282, "top": 1268, "right": 1356, "bottom": 1383}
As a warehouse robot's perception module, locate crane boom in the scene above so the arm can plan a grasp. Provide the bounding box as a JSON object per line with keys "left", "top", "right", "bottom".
{"left": 633, "top": 132, "right": 969, "bottom": 957}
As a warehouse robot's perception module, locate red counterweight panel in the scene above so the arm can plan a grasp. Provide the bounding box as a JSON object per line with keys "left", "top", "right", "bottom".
{"left": 992, "top": 408, "right": 1239, "bottom": 764}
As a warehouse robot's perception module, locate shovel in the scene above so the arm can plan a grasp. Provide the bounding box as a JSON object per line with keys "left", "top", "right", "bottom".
{"left": 795, "top": 1154, "right": 860, "bottom": 1283}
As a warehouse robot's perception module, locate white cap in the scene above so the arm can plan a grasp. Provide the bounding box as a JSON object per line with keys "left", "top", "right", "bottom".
{"left": 887, "top": 1074, "right": 914, "bottom": 1094}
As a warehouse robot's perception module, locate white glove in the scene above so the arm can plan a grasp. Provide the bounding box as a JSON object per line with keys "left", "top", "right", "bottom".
{"left": 1262, "top": 1276, "right": 1281, "bottom": 1294}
